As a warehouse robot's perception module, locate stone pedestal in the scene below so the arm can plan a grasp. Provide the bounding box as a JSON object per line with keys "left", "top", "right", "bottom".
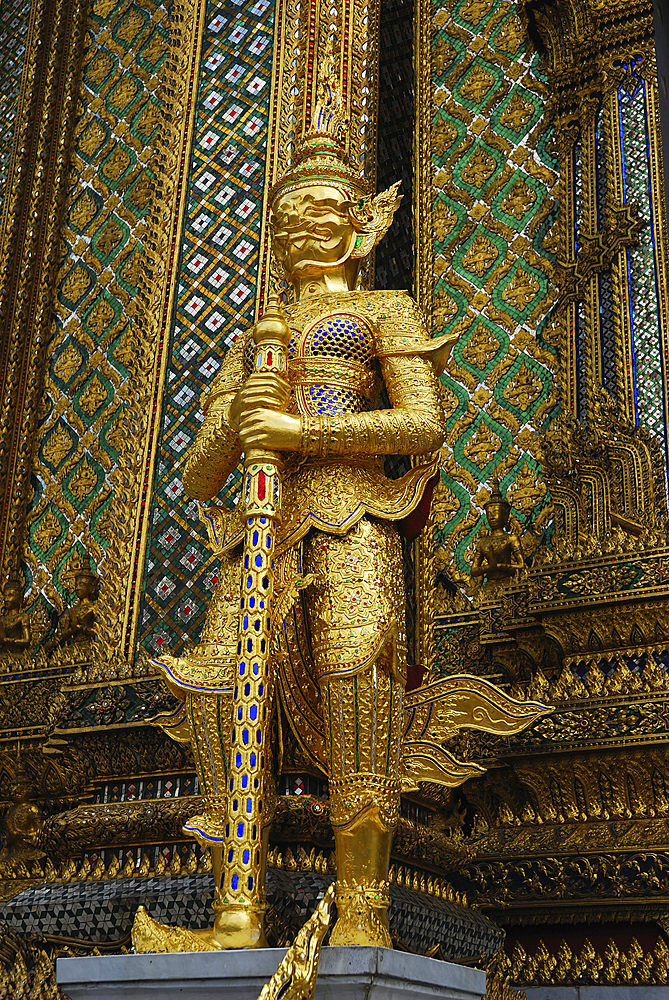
{"left": 57, "top": 945, "right": 486, "bottom": 1000}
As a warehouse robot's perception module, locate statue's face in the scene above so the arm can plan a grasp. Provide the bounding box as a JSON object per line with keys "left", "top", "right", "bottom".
{"left": 8, "top": 801, "right": 43, "bottom": 847}
{"left": 2, "top": 586, "right": 22, "bottom": 612}
{"left": 271, "top": 186, "right": 355, "bottom": 278}
{"left": 75, "top": 574, "right": 96, "bottom": 600}
{"left": 486, "top": 502, "right": 509, "bottom": 530}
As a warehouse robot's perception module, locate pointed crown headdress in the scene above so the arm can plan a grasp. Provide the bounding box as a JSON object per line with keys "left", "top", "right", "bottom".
{"left": 270, "top": 46, "right": 402, "bottom": 257}
{"left": 485, "top": 478, "right": 510, "bottom": 512}
{"left": 69, "top": 550, "right": 97, "bottom": 580}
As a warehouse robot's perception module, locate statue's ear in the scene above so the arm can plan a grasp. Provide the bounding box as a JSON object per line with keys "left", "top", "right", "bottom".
{"left": 348, "top": 180, "right": 402, "bottom": 258}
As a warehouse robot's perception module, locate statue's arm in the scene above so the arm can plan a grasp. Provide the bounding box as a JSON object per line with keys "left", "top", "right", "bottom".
{"left": 182, "top": 338, "right": 246, "bottom": 501}
{"left": 320, "top": 317, "right": 446, "bottom": 458}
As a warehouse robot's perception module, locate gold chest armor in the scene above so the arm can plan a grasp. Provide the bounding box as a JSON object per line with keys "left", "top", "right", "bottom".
{"left": 244, "top": 310, "right": 380, "bottom": 416}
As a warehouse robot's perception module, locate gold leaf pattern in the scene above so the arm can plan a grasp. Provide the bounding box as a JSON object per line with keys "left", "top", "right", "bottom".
{"left": 494, "top": 14, "right": 524, "bottom": 54}
{"left": 79, "top": 375, "right": 108, "bottom": 416}
{"left": 104, "top": 145, "right": 131, "bottom": 181}
{"left": 500, "top": 179, "right": 536, "bottom": 220}
{"left": 87, "top": 297, "right": 116, "bottom": 337}
{"left": 502, "top": 361, "right": 543, "bottom": 410}
{"left": 78, "top": 120, "right": 107, "bottom": 157}
{"left": 69, "top": 191, "right": 98, "bottom": 231}
{"left": 117, "top": 9, "right": 145, "bottom": 42}
{"left": 432, "top": 118, "right": 458, "bottom": 157}
{"left": 96, "top": 220, "right": 124, "bottom": 256}
{"left": 120, "top": 254, "right": 142, "bottom": 287}
{"left": 506, "top": 462, "right": 546, "bottom": 516}
{"left": 433, "top": 37, "right": 457, "bottom": 75}
{"left": 135, "top": 102, "right": 160, "bottom": 138}
{"left": 441, "top": 383, "right": 460, "bottom": 420}
{"left": 109, "top": 76, "right": 139, "bottom": 110}
{"left": 34, "top": 508, "right": 63, "bottom": 552}
{"left": 142, "top": 32, "right": 168, "bottom": 65}
{"left": 461, "top": 231, "right": 498, "bottom": 277}
{"left": 459, "top": 0, "right": 494, "bottom": 26}
{"left": 463, "top": 420, "right": 501, "bottom": 468}
{"left": 53, "top": 344, "right": 82, "bottom": 383}
{"left": 62, "top": 264, "right": 91, "bottom": 302}
{"left": 86, "top": 48, "right": 114, "bottom": 83}
{"left": 434, "top": 288, "right": 459, "bottom": 329}
{"left": 433, "top": 201, "right": 459, "bottom": 242}
{"left": 501, "top": 265, "right": 541, "bottom": 311}
{"left": 433, "top": 482, "right": 461, "bottom": 523}
{"left": 461, "top": 325, "right": 501, "bottom": 370}
{"left": 460, "top": 63, "right": 495, "bottom": 103}
{"left": 461, "top": 145, "right": 497, "bottom": 188}
{"left": 499, "top": 91, "right": 536, "bottom": 132}
{"left": 68, "top": 459, "right": 99, "bottom": 502}
{"left": 128, "top": 173, "right": 153, "bottom": 210}
{"left": 43, "top": 426, "right": 74, "bottom": 467}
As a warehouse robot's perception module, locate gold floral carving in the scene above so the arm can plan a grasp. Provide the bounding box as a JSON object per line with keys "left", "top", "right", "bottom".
{"left": 87, "top": 49, "right": 114, "bottom": 84}
{"left": 501, "top": 267, "right": 540, "bottom": 312}
{"left": 433, "top": 200, "right": 459, "bottom": 241}
{"left": 104, "top": 146, "right": 131, "bottom": 181}
{"left": 462, "top": 232, "right": 498, "bottom": 277}
{"left": 96, "top": 221, "right": 124, "bottom": 256}
{"left": 464, "top": 421, "right": 501, "bottom": 468}
{"left": 109, "top": 77, "right": 138, "bottom": 109}
{"left": 459, "top": 0, "right": 495, "bottom": 27}
{"left": 494, "top": 15, "right": 524, "bottom": 55}
{"left": 502, "top": 362, "right": 542, "bottom": 410}
{"left": 461, "top": 325, "right": 500, "bottom": 370}
{"left": 460, "top": 64, "right": 496, "bottom": 104}
{"left": 34, "top": 510, "right": 62, "bottom": 552}
{"left": 116, "top": 10, "right": 145, "bottom": 43}
{"left": 433, "top": 289, "right": 459, "bottom": 331}
{"left": 78, "top": 120, "right": 107, "bottom": 158}
{"left": 62, "top": 264, "right": 91, "bottom": 302}
{"left": 69, "top": 191, "right": 98, "bottom": 231}
{"left": 78, "top": 376, "right": 108, "bottom": 416}
{"left": 499, "top": 92, "right": 535, "bottom": 133}
{"left": 433, "top": 37, "right": 457, "bottom": 76}
{"left": 500, "top": 180, "right": 536, "bottom": 220}
{"left": 86, "top": 297, "right": 115, "bottom": 337}
{"left": 52, "top": 344, "right": 82, "bottom": 383}
{"left": 42, "top": 426, "right": 73, "bottom": 467}
{"left": 461, "top": 146, "right": 497, "bottom": 188}
{"left": 68, "top": 459, "right": 98, "bottom": 502}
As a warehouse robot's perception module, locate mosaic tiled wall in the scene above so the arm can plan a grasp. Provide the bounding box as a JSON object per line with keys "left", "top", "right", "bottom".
{"left": 610, "top": 64, "right": 667, "bottom": 458}
{"left": 138, "top": 0, "right": 275, "bottom": 655}
{"left": 375, "top": 0, "right": 413, "bottom": 292}
{"left": 428, "top": 0, "right": 559, "bottom": 592}
{"left": 0, "top": 0, "right": 31, "bottom": 211}
{"left": 22, "top": 0, "right": 170, "bottom": 640}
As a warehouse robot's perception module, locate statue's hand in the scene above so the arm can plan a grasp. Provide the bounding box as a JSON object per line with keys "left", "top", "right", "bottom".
{"left": 230, "top": 373, "right": 292, "bottom": 431}
{"left": 238, "top": 409, "right": 302, "bottom": 452}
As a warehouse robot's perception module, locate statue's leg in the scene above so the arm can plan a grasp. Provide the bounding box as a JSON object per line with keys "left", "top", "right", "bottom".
{"left": 304, "top": 518, "right": 406, "bottom": 948}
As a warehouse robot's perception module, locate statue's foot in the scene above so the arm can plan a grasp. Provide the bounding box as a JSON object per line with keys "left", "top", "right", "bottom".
{"left": 132, "top": 906, "right": 220, "bottom": 953}
{"left": 330, "top": 885, "right": 392, "bottom": 948}
{"left": 213, "top": 901, "right": 268, "bottom": 949}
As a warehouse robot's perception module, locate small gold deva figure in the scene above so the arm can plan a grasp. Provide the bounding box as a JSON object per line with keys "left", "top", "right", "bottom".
{"left": 0, "top": 572, "right": 31, "bottom": 655}
{"left": 57, "top": 550, "right": 99, "bottom": 647}
{"left": 471, "top": 480, "right": 525, "bottom": 591}
{"left": 138, "top": 50, "right": 549, "bottom": 957}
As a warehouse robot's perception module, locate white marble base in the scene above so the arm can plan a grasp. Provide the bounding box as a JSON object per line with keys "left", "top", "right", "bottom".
{"left": 56, "top": 945, "right": 486, "bottom": 1000}
{"left": 524, "top": 989, "right": 669, "bottom": 1000}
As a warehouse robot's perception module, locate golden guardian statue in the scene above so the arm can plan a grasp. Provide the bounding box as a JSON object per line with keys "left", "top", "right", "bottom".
{"left": 136, "top": 64, "right": 549, "bottom": 955}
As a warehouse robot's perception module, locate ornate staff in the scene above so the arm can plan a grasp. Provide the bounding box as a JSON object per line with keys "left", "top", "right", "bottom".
{"left": 215, "top": 292, "right": 291, "bottom": 948}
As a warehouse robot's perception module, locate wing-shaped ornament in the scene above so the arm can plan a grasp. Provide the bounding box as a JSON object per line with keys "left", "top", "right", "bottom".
{"left": 401, "top": 674, "right": 551, "bottom": 789}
